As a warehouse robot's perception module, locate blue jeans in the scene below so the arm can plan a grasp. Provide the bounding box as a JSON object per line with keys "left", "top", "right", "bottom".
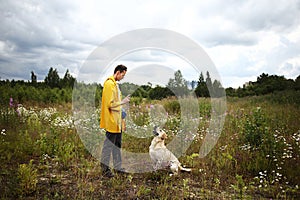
{"left": 100, "top": 131, "right": 122, "bottom": 171}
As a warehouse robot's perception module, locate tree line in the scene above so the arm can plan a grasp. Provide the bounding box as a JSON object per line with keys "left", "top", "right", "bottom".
{"left": 226, "top": 73, "right": 300, "bottom": 97}
{"left": 0, "top": 67, "right": 75, "bottom": 105}
{"left": 125, "top": 70, "right": 225, "bottom": 99}
{"left": 1, "top": 67, "right": 299, "bottom": 106}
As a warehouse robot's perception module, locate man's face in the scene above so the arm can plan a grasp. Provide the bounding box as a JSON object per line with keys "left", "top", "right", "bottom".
{"left": 116, "top": 70, "right": 126, "bottom": 81}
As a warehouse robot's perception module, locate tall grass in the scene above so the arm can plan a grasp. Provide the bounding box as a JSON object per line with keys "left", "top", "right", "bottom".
{"left": 0, "top": 94, "right": 299, "bottom": 199}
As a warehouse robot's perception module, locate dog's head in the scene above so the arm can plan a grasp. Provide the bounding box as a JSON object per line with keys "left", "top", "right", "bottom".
{"left": 153, "top": 126, "right": 168, "bottom": 140}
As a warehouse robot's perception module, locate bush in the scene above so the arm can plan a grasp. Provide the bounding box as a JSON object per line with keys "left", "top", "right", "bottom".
{"left": 18, "top": 160, "right": 38, "bottom": 196}
{"left": 242, "top": 107, "right": 266, "bottom": 148}
{"left": 162, "top": 98, "right": 180, "bottom": 115}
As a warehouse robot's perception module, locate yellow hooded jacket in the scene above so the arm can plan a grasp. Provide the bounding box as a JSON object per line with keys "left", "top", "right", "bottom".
{"left": 100, "top": 76, "right": 122, "bottom": 133}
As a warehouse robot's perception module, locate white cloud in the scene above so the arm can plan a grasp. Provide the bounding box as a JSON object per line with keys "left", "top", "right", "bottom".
{"left": 0, "top": 0, "right": 300, "bottom": 88}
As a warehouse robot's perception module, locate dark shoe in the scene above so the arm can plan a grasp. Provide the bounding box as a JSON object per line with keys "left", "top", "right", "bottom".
{"left": 101, "top": 163, "right": 114, "bottom": 178}
{"left": 102, "top": 170, "right": 114, "bottom": 178}
{"left": 114, "top": 168, "right": 126, "bottom": 175}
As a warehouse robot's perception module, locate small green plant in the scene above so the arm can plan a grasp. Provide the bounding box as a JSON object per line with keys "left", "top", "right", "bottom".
{"left": 18, "top": 159, "right": 38, "bottom": 196}
{"left": 182, "top": 178, "right": 190, "bottom": 198}
{"left": 242, "top": 107, "right": 266, "bottom": 148}
{"left": 214, "top": 177, "right": 220, "bottom": 190}
{"left": 185, "top": 153, "right": 199, "bottom": 167}
{"left": 57, "top": 141, "right": 76, "bottom": 169}
{"left": 231, "top": 174, "right": 247, "bottom": 199}
{"left": 137, "top": 185, "right": 151, "bottom": 198}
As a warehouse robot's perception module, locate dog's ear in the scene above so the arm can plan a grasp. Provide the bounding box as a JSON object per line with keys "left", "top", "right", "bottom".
{"left": 153, "top": 126, "right": 159, "bottom": 136}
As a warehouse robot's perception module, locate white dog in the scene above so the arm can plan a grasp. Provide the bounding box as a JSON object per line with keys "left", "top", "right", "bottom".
{"left": 149, "top": 126, "right": 191, "bottom": 175}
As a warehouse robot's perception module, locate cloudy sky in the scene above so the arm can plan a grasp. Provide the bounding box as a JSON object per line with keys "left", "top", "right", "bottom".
{"left": 1, "top": 0, "right": 300, "bottom": 88}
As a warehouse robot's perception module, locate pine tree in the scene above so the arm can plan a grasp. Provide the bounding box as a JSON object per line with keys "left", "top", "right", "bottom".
{"left": 31, "top": 71, "right": 37, "bottom": 84}
{"left": 195, "top": 72, "right": 209, "bottom": 97}
{"left": 44, "top": 67, "right": 60, "bottom": 88}
{"left": 167, "top": 70, "right": 189, "bottom": 97}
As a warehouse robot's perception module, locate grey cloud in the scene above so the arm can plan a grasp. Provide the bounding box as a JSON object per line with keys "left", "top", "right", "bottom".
{"left": 0, "top": 0, "right": 94, "bottom": 80}
{"left": 0, "top": 0, "right": 98, "bottom": 49}
{"left": 206, "top": 0, "right": 300, "bottom": 32}
{"left": 268, "top": 36, "right": 300, "bottom": 63}
{"left": 1, "top": 0, "right": 299, "bottom": 87}
{"left": 200, "top": 30, "right": 258, "bottom": 47}
{"left": 232, "top": 1, "right": 300, "bottom": 32}
{"left": 193, "top": 1, "right": 300, "bottom": 47}
{"left": 119, "top": 50, "right": 168, "bottom": 62}
{"left": 125, "top": 64, "right": 175, "bottom": 86}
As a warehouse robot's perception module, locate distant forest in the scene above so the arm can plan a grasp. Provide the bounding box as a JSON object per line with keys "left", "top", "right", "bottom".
{"left": 1, "top": 67, "right": 300, "bottom": 105}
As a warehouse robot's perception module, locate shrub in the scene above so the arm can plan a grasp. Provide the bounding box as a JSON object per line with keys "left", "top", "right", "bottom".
{"left": 18, "top": 159, "right": 38, "bottom": 196}
{"left": 162, "top": 98, "right": 180, "bottom": 115}
{"left": 242, "top": 107, "right": 266, "bottom": 148}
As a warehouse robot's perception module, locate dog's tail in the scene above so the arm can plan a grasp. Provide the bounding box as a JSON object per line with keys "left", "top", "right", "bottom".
{"left": 179, "top": 165, "right": 191, "bottom": 172}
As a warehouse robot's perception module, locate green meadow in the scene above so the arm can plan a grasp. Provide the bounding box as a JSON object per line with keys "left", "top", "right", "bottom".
{"left": 1, "top": 90, "right": 299, "bottom": 199}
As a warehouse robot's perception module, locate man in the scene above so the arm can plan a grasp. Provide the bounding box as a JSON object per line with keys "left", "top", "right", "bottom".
{"left": 100, "top": 64, "right": 130, "bottom": 178}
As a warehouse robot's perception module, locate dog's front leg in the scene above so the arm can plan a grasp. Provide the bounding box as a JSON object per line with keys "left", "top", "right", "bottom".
{"left": 154, "top": 160, "right": 162, "bottom": 171}
{"left": 169, "top": 161, "right": 179, "bottom": 175}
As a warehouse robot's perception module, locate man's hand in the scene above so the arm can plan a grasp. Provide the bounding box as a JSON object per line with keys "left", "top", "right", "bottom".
{"left": 121, "top": 95, "right": 131, "bottom": 105}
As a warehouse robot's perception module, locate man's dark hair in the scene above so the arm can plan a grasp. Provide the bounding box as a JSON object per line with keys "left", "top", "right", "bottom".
{"left": 114, "top": 64, "right": 127, "bottom": 74}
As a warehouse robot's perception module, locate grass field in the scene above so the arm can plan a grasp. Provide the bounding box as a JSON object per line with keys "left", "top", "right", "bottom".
{"left": 0, "top": 93, "right": 299, "bottom": 199}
